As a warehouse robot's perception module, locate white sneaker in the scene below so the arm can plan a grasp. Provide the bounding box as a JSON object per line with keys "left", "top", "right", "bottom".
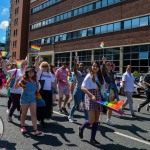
{"left": 106, "top": 119, "right": 114, "bottom": 126}
{"left": 68, "top": 115, "right": 74, "bottom": 123}
{"left": 99, "top": 115, "right": 103, "bottom": 123}
{"left": 6, "top": 109, "right": 10, "bottom": 114}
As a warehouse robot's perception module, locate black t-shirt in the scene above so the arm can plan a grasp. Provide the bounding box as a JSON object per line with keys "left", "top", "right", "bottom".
{"left": 144, "top": 73, "right": 150, "bottom": 89}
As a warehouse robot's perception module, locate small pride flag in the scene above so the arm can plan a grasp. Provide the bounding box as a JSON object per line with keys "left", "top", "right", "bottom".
{"left": 36, "top": 91, "right": 46, "bottom": 107}
{"left": 16, "top": 60, "right": 22, "bottom": 68}
{"left": 31, "top": 45, "right": 41, "bottom": 53}
{"left": 100, "top": 41, "right": 104, "bottom": 48}
{"left": 99, "top": 100, "right": 124, "bottom": 115}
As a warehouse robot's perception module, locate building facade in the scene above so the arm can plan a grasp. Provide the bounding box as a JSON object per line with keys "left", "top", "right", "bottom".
{"left": 28, "top": 0, "right": 150, "bottom": 73}
{"left": 0, "top": 43, "right": 5, "bottom": 51}
{"left": 9, "top": 0, "right": 30, "bottom": 59}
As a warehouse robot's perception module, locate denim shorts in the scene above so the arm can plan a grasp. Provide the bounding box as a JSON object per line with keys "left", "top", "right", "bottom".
{"left": 20, "top": 98, "right": 36, "bottom": 105}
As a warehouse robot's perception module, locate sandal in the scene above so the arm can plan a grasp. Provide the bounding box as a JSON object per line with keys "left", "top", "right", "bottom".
{"left": 20, "top": 126, "right": 27, "bottom": 133}
{"left": 34, "top": 130, "right": 42, "bottom": 136}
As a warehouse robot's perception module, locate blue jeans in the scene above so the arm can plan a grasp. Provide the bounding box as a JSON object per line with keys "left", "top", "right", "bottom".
{"left": 70, "top": 88, "right": 88, "bottom": 120}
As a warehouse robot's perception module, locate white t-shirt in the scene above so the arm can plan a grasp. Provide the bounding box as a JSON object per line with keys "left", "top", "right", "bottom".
{"left": 9, "top": 69, "right": 24, "bottom": 94}
{"left": 122, "top": 72, "right": 135, "bottom": 92}
{"left": 37, "top": 70, "right": 55, "bottom": 90}
{"left": 82, "top": 73, "right": 99, "bottom": 89}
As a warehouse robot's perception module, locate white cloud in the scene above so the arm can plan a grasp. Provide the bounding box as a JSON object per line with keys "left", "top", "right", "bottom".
{"left": 2, "top": 37, "right": 6, "bottom": 41}
{"left": 0, "top": 21, "right": 9, "bottom": 29}
{"left": 1, "top": 8, "right": 9, "bottom": 15}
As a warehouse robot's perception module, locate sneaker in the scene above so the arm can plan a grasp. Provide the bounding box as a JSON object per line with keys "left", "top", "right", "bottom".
{"left": 7, "top": 116, "right": 13, "bottom": 122}
{"left": 146, "top": 105, "right": 150, "bottom": 111}
{"left": 131, "top": 114, "right": 138, "bottom": 118}
{"left": 78, "top": 126, "right": 83, "bottom": 139}
{"left": 62, "top": 107, "right": 69, "bottom": 115}
{"left": 106, "top": 119, "right": 114, "bottom": 126}
{"left": 68, "top": 115, "right": 74, "bottom": 123}
{"left": 6, "top": 109, "right": 10, "bottom": 114}
{"left": 58, "top": 108, "right": 63, "bottom": 114}
{"left": 90, "top": 139, "right": 100, "bottom": 145}
{"left": 99, "top": 115, "right": 103, "bottom": 123}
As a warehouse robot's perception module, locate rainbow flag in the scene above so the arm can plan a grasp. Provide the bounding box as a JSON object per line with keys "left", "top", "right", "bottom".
{"left": 100, "top": 41, "right": 104, "bottom": 48}
{"left": 99, "top": 100, "right": 124, "bottom": 115}
{"left": 31, "top": 45, "right": 41, "bottom": 53}
{"left": 36, "top": 91, "right": 46, "bottom": 107}
{"left": 16, "top": 60, "right": 22, "bottom": 68}
{"left": 0, "top": 51, "right": 10, "bottom": 58}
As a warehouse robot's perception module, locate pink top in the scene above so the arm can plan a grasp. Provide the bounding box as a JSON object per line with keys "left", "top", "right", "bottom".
{"left": 55, "top": 67, "right": 69, "bottom": 86}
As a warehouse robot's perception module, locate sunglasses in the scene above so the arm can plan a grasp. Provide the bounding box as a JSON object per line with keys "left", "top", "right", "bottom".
{"left": 42, "top": 66, "right": 48, "bottom": 68}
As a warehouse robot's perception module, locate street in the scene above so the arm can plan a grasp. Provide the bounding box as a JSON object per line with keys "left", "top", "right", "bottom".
{"left": 0, "top": 95, "right": 150, "bottom": 150}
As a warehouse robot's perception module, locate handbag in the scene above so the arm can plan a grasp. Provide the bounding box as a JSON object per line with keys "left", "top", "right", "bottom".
{"left": 38, "top": 71, "right": 45, "bottom": 94}
{"left": 9, "top": 69, "right": 17, "bottom": 88}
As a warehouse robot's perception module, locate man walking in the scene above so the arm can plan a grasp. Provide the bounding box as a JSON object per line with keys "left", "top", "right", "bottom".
{"left": 138, "top": 67, "right": 150, "bottom": 112}
{"left": 55, "top": 62, "right": 71, "bottom": 114}
{"left": 122, "top": 65, "right": 142, "bottom": 117}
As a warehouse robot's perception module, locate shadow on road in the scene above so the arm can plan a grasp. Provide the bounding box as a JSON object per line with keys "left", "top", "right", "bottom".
{"left": 0, "top": 140, "right": 16, "bottom": 150}
{"left": 114, "top": 124, "right": 149, "bottom": 142}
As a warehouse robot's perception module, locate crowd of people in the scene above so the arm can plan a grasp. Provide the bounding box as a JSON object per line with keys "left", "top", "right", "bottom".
{"left": 0, "top": 55, "right": 150, "bottom": 144}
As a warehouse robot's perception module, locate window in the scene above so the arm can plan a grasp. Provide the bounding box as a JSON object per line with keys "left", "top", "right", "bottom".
{"left": 74, "top": 9, "right": 78, "bottom": 16}
{"left": 13, "top": 29, "right": 18, "bottom": 36}
{"left": 83, "top": 6, "right": 88, "bottom": 13}
{"left": 67, "top": 11, "right": 72, "bottom": 18}
{"left": 102, "top": 0, "right": 107, "bottom": 7}
{"left": 101, "top": 25, "right": 107, "bottom": 33}
{"left": 42, "top": 20, "right": 46, "bottom": 26}
{"left": 63, "top": 13, "right": 68, "bottom": 19}
{"left": 16, "top": 0, "right": 19, "bottom": 3}
{"left": 73, "top": 31, "right": 78, "bottom": 39}
{"left": 124, "top": 20, "right": 131, "bottom": 29}
{"left": 139, "top": 52, "right": 148, "bottom": 59}
{"left": 81, "top": 30, "right": 87, "bottom": 37}
{"left": 107, "top": 24, "right": 113, "bottom": 32}
{"left": 96, "top": 1, "right": 101, "bottom": 9}
{"left": 87, "top": 28, "right": 93, "bottom": 36}
{"left": 15, "top": 7, "right": 19, "bottom": 15}
{"left": 140, "top": 16, "right": 148, "bottom": 27}
{"left": 88, "top": 4, "right": 93, "bottom": 11}
{"left": 14, "top": 18, "right": 18, "bottom": 26}
{"left": 78, "top": 7, "right": 83, "bottom": 15}
{"left": 108, "top": 0, "right": 114, "bottom": 5}
{"left": 55, "top": 35, "right": 59, "bottom": 42}
{"left": 13, "top": 40, "right": 17, "bottom": 47}
{"left": 114, "top": 22, "right": 121, "bottom": 31}
{"left": 132, "top": 18, "right": 140, "bottom": 28}
{"left": 95, "top": 26, "right": 101, "bottom": 35}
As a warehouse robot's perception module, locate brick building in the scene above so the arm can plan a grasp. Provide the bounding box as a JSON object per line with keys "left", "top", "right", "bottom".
{"left": 9, "top": 0, "right": 30, "bottom": 59}
{"left": 28, "top": 0, "right": 150, "bottom": 73}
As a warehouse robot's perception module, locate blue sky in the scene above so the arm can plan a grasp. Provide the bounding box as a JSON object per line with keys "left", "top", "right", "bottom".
{"left": 0, "top": 0, "right": 10, "bottom": 43}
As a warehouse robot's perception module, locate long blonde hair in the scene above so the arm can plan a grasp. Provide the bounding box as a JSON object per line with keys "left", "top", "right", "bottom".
{"left": 39, "top": 61, "right": 50, "bottom": 73}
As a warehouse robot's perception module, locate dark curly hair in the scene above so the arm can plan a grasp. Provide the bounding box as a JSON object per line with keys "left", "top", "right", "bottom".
{"left": 23, "top": 68, "right": 37, "bottom": 82}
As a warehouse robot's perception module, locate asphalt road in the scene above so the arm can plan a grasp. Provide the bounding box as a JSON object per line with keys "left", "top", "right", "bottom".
{"left": 0, "top": 95, "right": 149, "bottom": 150}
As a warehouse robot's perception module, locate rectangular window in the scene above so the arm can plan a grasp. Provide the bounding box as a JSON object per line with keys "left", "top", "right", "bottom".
{"left": 87, "top": 28, "right": 93, "bottom": 36}
{"left": 79, "top": 7, "right": 83, "bottom": 15}
{"left": 132, "top": 18, "right": 140, "bottom": 28}
{"left": 63, "top": 13, "right": 68, "bottom": 19}
{"left": 60, "top": 14, "right": 64, "bottom": 20}
{"left": 114, "top": 22, "right": 121, "bottom": 31}
{"left": 81, "top": 29, "right": 87, "bottom": 37}
{"left": 124, "top": 20, "right": 131, "bottom": 29}
{"left": 41, "top": 39, "right": 44, "bottom": 45}
{"left": 62, "top": 34, "right": 67, "bottom": 41}
{"left": 96, "top": 1, "right": 101, "bottom": 9}
{"left": 67, "top": 11, "right": 72, "bottom": 18}
{"left": 42, "top": 20, "right": 46, "bottom": 26}
{"left": 73, "top": 31, "right": 78, "bottom": 39}
{"left": 102, "top": 0, "right": 108, "bottom": 7}
{"left": 88, "top": 4, "right": 93, "bottom": 11}
{"left": 101, "top": 25, "right": 107, "bottom": 33}
{"left": 139, "top": 52, "right": 148, "bottom": 59}
{"left": 107, "top": 24, "right": 114, "bottom": 32}
{"left": 47, "top": 37, "right": 51, "bottom": 43}
{"left": 140, "top": 16, "right": 148, "bottom": 27}
{"left": 74, "top": 9, "right": 78, "bottom": 16}
{"left": 55, "top": 35, "right": 59, "bottom": 42}
{"left": 95, "top": 26, "right": 101, "bottom": 35}
{"left": 108, "top": 0, "right": 114, "bottom": 5}
{"left": 83, "top": 6, "right": 88, "bottom": 13}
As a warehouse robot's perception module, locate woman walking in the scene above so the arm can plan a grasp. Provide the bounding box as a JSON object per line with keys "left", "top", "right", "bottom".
{"left": 15, "top": 67, "right": 42, "bottom": 136}
{"left": 35, "top": 56, "right": 55, "bottom": 127}
{"left": 78, "top": 61, "right": 103, "bottom": 145}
